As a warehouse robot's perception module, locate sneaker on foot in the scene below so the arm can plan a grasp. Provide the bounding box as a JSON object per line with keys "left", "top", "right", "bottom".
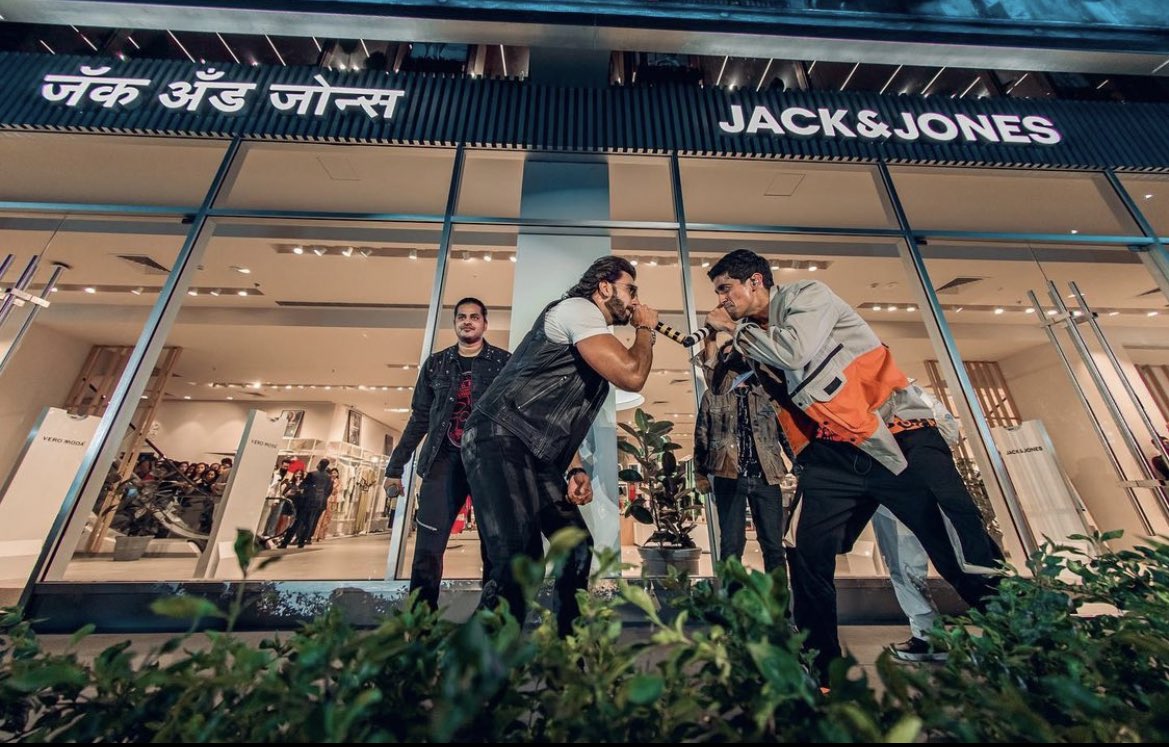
{"left": 887, "top": 636, "right": 948, "bottom": 663}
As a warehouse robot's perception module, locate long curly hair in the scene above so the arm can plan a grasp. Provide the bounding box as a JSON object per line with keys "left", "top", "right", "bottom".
{"left": 563, "top": 256, "right": 637, "bottom": 299}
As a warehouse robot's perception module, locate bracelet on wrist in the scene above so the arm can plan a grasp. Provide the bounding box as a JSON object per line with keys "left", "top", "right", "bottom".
{"left": 635, "top": 324, "right": 657, "bottom": 344}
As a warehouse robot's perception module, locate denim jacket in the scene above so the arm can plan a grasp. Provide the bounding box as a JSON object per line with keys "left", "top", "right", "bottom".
{"left": 385, "top": 342, "right": 510, "bottom": 479}
{"left": 694, "top": 360, "right": 789, "bottom": 485}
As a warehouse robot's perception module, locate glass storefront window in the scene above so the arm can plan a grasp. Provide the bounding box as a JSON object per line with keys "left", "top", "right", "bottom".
{"left": 217, "top": 142, "right": 456, "bottom": 214}
{"left": 0, "top": 212, "right": 188, "bottom": 595}
{"left": 1116, "top": 174, "right": 1169, "bottom": 236}
{"left": 918, "top": 239, "right": 1169, "bottom": 548}
{"left": 0, "top": 133, "right": 227, "bottom": 207}
{"left": 679, "top": 159, "right": 897, "bottom": 229}
{"left": 890, "top": 166, "right": 1140, "bottom": 235}
{"left": 51, "top": 216, "right": 440, "bottom": 582}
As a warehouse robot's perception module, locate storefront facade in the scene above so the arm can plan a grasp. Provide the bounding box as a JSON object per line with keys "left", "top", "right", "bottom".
{"left": 1, "top": 2, "right": 1168, "bottom": 629}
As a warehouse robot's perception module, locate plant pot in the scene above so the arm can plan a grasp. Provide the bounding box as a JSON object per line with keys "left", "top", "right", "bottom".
{"left": 637, "top": 545, "right": 701, "bottom": 576}
{"left": 113, "top": 535, "right": 152, "bottom": 561}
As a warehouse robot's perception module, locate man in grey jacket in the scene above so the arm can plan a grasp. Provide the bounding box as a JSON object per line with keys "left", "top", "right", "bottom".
{"left": 704, "top": 248, "right": 1002, "bottom": 685}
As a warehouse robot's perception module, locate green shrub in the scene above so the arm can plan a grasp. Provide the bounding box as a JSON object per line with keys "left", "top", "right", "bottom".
{"left": 1, "top": 529, "right": 1167, "bottom": 742}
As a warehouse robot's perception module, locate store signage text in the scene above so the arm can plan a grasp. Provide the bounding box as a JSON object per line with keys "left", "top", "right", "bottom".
{"left": 39, "top": 66, "right": 406, "bottom": 119}
{"left": 718, "top": 104, "right": 1062, "bottom": 145}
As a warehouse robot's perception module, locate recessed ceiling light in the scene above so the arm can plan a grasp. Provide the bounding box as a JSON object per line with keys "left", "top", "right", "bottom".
{"left": 1108, "top": 310, "right": 1120, "bottom": 316}
{"left": 209, "top": 289, "right": 221, "bottom": 297}
{"left": 183, "top": 395, "right": 191, "bottom": 400}
{"left": 1025, "top": 308, "right": 1035, "bottom": 314}
{"left": 630, "top": 259, "right": 638, "bottom": 266}
{"left": 872, "top": 305, "right": 882, "bottom": 311}
{"left": 408, "top": 249, "right": 418, "bottom": 260}
{"left": 292, "top": 246, "right": 304, "bottom": 255}
{"left": 231, "top": 265, "right": 251, "bottom": 274}
{"left": 1148, "top": 310, "right": 1160, "bottom": 317}
{"left": 1145, "top": 194, "right": 1154, "bottom": 200}
{"left": 237, "top": 290, "right": 248, "bottom": 296}
{"left": 807, "top": 263, "right": 819, "bottom": 272}
{"left": 84, "top": 287, "right": 96, "bottom": 294}
{"left": 994, "top": 307, "right": 1005, "bottom": 314}
{"left": 1070, "top": 229, "right": 1079, "bottom": 234}
{"left": 187, "top": 289, "right": 198, "bottom": 296}
{"left": 701, "top": 260, "right": 710, "bottom": 268}
{"left": 906, "top": 305, "right": 917, "bottom": 312}
{"left": 483, "top": 253, "right": 492, "bottom": 262}
{"left": 129, "top": 287, "right": 143, "bottom": 295}
{"left": 312, "top": 247, "right": 326, "bottom": 256}
{"left": 341, "top": 247, "right": 354, "bottom": 257}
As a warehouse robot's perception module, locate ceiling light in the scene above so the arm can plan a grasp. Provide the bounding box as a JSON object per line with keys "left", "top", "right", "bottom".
{"left": 84, "top": 287, "right": 96, "bottom": 294}
{"left": 1070, "top": 229, "right": 1079, "bottom": 235}
{"left": 994, "top": 307, "right": 1004, "bottom": 315}
{"left": 807, "top": 263, "right": 819, "bottom": 272}
{"left": 906, "top": 305, "right": 916, "bottom": 312}
{"left": 483, "top": 253, "right": 492, "bottom": 262}
{"left": 630, "top": 259, "right": 638, "bottom": 266}
{"left": 292, "top": 245, "right": 304, "bottom": 255}
{"left": 50, "top": 286, "right": 58, "bottom": 293}
{"left": 209, "top": 289, "right": 221, "bottom": 297}
{"left": 408, "top": 249, "right": 418, "bottom": 260}
{"left": 509, "top": 255, "right": 517, "bottom": 263}
{"left": 187, "top": 289, "right": 198, "bottom": 296}
{"left": 130, "top": 287, "right": 143, "bottom": 295}
{"left": 341, "top": 247, "right": 354, "bottom": 257}
{"left": 954, "top": 306, "right": 963, "bottom": 313}
{"left": 359, "top": 248, "right": 373, "bottom": 258}
{"left": 226, "top": 396, "right": 234, "bottom": 400}
{"left": 701, "top": 260, "right": 710, "bottom": 268}
{"left": 886, "top": 306, "right": 897, "bottom": 312}
{"left": 462, "top": 251, "right": 472, "bottom": 262}
{"left": 237, "top": 290, "right": 248, "bottom": 296}
{"left": 1108, "top": 310, "right": 1120, "bottom": 316}
{"left": 232, "top": 265, "right": 251, "bottom": 274}
{"left": 1025, "top": 307, "right": 1035, "bottom": 314}
{"left": 1145, "top": 194, "right": 1154, "bottom": 199}
{"left": 312, "top": 247, "right": 326, "bottom": 256}
{"left": 1072, "top": 310, "right": 1082, "bottom": 317}
{"left": 1148, "top": 310, "right": 1160, "bottom": 317}
{"left": 872, "top": 305, "right": 882, "bottom": 311}
{"left": 648, "top": 259, "right": 658, "bottom": 266}
{"left": 183, "top": 396, "right": 191, "bottom": 400}
{"left": 770, "top": 264, "right": 780, "bottom": 271}
{"left": 1047, "top": 309, "right": 1058, "bottom": 316}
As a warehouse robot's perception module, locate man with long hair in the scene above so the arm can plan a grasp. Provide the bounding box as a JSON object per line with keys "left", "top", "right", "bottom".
{"left": 462, "top": 256, "right": 658, "bottom": 634}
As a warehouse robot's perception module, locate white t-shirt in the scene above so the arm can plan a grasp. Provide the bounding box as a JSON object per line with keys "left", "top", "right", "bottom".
{"left": 544, "top": 297, "right": 611, "bottom": 345}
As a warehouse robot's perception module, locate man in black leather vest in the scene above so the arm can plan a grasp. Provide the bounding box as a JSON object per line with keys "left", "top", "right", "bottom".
{"left": 462, "top": 256, "right": 659, "bottom": 635}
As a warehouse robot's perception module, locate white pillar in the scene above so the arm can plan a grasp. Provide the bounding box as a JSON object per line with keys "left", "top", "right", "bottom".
{"left": 511, "top": 156, "right": 620, "bottom": 563}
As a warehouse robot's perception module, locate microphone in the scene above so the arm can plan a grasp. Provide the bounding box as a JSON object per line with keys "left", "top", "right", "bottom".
{"left": 654, "top": 321, "right": 714, "bottom": 348}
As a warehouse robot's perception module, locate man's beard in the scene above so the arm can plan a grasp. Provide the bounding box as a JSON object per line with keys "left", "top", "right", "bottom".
{"left": 605, "top": 297, "right": 632, "bottom": 326}
{"left": 457, "top": 328, "right": 483, "bottom": 344}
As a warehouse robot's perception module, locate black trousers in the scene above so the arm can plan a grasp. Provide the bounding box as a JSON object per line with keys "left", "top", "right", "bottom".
{"left": 461, "top": 418, "right": 594, "bottom": 636}
{"left": 712, "top": 475, "right": 786, "bottom": 573}
{"left": 408, "top": 446, "right": 492, "bottom": 609}
{"left": 281, "top": 500, "right": 322, "bottom": 548}
{"left": 789, "top": 427, "right": 1002, "bottom": 682}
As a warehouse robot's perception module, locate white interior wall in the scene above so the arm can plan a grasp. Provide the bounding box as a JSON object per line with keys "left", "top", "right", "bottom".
{"left": 0, "top": 321, "right": 92, "bottom": 484}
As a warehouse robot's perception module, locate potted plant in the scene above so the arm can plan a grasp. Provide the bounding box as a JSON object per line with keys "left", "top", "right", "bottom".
{"left": 619, "top": 408, "right": 705, "bottom": 576}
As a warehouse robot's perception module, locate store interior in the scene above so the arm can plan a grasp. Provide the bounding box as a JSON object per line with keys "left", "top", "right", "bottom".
{"left": 0, "top": 134, "right": 1167, "bottom": 593}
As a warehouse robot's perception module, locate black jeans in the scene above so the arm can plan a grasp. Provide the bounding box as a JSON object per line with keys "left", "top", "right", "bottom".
{"left": 461, "top": 418, "right": 594, "bottom": 636}
{"left": 281, "top": 500, "right": 322, "bottom": 548}
{"left": 712, "top": 475, "right": 786, "bottom": 573}
{"left": 408, "top": 445, "right": 492, "bottom": 609}
{"left": 789, "top": 427, "right": 1003, "bottom": 683}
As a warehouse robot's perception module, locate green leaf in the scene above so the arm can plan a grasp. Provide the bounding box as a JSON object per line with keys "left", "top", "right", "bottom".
{"left": 885, "top": 715, "right": 923, "bottom": 743}
{"left": 618, "top": 468, "right": 644, "bottom": 483}
{"left": 618, "top": 422, "right": 641, "bottom": 439}
{"left": 617, "top": 439, "right": 641, "bottom": 456}
{"left": 662, "top": 450, "right": 677, "bottom": 477}
{"left": 625, "top": 674, "right": 664, "bottom": 705}
{"left": 68, "top": 623, "right": 96, "bottom": 647}
{"left": 7, "top": 663, "right": 87, "bottom": 692}
{"left": 634, "top": 408, "right": 649, "bottom": 432}
{"left": 151, "top": 596, "right": 225, "bottom": 621}
{"left": 545, "top": 526, "right": 589, "bottom": 564}
{"left": 628, "top": 501, "right": 654, "bottom": 524}
{"left": 234, "top": 529, "right": 259, "bottom": 575}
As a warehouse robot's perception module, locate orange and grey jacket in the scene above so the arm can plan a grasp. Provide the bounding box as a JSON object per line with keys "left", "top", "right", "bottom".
{"left": 733, "top": 280, "right": 935, "bottom": 475}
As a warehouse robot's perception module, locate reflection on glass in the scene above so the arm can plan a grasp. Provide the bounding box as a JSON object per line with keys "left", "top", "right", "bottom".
{"left": 56, "top": 217, "right": 439, "bottom": 582}
{"left": 1117, "top": 174, "right": 1169, "bottom": 236}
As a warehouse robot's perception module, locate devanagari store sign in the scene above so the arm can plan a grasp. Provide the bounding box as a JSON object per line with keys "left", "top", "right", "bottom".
{"left": 40, "top": 65, "right": 406, "bottom": 119}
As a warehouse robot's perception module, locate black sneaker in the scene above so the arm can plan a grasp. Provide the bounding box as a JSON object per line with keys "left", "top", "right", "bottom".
{"left": 887, "top": 636, "right": 948, "bottom": 662}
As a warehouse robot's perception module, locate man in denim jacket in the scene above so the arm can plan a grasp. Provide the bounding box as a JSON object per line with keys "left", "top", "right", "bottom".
{"left": 694, "top": 338, "right": 790, "bottom": 574}
{"left": 383, "top": 298, "right": 510, "bottom": 610}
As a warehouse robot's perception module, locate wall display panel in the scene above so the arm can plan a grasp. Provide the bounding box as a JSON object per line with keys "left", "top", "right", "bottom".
{"left": 0, "top": 133, "right": 226, "bottom": 207}
{"left": 52, "top": 215, "right": 440, "bottom": 583}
